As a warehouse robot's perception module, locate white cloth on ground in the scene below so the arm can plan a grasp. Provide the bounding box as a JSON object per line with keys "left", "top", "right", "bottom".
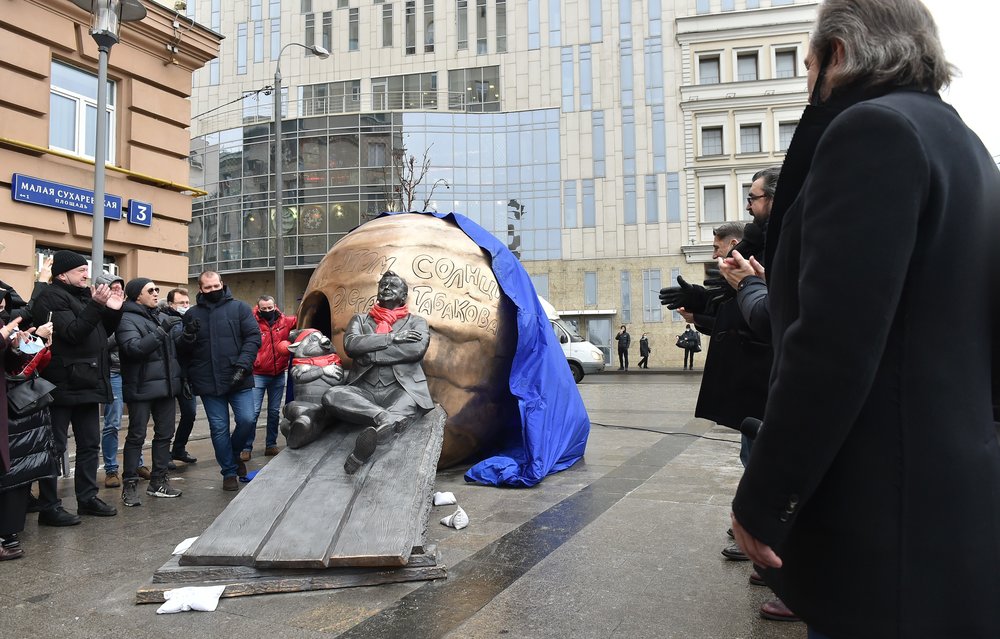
{"left": 156, "top": 585, "right": 227, "bottom": 614}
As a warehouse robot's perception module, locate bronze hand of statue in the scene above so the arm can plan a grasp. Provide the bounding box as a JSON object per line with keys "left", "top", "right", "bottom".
{"left": 392, "top": 329, "right": 423, "bottom": 344}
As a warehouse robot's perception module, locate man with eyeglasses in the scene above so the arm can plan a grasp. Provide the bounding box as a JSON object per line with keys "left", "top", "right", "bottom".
{"left": 116, "top": 279, "right": 193, "bottom": 505}
{"left": 161, "top": 288, "right": 198, "bottom": 465}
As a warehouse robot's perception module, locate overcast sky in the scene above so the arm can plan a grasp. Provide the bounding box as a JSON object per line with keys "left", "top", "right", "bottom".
{"left": 920, "top": 0, "right": 1000, "bottom": 158}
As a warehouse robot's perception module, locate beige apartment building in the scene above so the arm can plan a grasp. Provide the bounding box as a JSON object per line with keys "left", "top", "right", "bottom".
{"left": 186, "top": 0, "right": 815, "bottom": 365}
{"left": 0, "top": 0, "right": 220, "bottom": 298}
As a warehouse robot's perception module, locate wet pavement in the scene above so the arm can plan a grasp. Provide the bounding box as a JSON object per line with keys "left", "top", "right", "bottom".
{"left": 0, "top": 370, "right": 805, "bottom": 638}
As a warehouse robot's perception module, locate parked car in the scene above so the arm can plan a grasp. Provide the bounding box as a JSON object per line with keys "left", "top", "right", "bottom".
{"left": 538, "top": 296, "right": 606, "bottom": 383}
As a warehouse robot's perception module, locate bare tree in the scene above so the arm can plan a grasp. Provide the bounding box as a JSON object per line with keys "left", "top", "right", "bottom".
{"left": 381, "top": 145, "right": 450, "bottom": 213}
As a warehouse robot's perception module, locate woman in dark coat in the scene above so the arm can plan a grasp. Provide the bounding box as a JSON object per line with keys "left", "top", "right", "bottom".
{"left": 730, "top": 1, "right": 1000, "bottom": 638}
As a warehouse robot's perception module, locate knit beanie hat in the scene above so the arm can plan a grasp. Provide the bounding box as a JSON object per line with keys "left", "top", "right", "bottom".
{"left": 125, "top": 277, "right": 153, "bottom": 301}
{"left": 51, "top": 250, "right": 88, "bottom": 277}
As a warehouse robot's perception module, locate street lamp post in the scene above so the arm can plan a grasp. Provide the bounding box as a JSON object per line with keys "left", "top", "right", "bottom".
{"left": 273, "top": 42, "right": 329, "bottom": 310}
{"left": 71, "top": 0, "right": 146, "bottom": 277}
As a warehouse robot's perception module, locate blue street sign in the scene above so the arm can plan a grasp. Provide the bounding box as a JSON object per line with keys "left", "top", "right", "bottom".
{"left": 11, "top": 173, "right": 123, "bottom": 221}
{"left": 127, "top": 199, "right": 153, "bottom": 227}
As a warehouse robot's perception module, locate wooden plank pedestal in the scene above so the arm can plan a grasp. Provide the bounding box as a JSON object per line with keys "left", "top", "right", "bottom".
{"left": 136, "top": 406, "right": 448, "bottom": 603}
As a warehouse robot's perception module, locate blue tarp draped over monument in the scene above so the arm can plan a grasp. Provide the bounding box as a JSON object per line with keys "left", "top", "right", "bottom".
{"left": 382, "top": 211, "right": 591, "bottom": 487}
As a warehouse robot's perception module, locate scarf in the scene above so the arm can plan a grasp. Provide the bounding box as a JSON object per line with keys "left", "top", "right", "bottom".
{"left": 368, "top": 303, "right": 409, "bottom": 334}
{"left": 292, "top": 352, "right": 342, "bottom": 368}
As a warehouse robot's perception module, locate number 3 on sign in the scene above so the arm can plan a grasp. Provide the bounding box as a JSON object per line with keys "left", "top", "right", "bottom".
{"left": 127, "top": 200, "right": 153, "bottom": 227}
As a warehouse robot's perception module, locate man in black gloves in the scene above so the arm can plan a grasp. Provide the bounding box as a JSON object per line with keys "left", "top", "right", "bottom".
{"left": 179, "top": 271, "right": 260, "bottom": 491}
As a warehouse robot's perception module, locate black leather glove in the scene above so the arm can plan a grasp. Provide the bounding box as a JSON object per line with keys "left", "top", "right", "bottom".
{"left": 183, "top": 318, "right": 200, "bottom": 335}
{"left": 154, "top": 326, "right": 169, "bottom": 339}
{"left": 229, "top": 367, "right": 249, "bottom": 389}
{"left": 659, "top": 275, "right": 710, "bottom": 312}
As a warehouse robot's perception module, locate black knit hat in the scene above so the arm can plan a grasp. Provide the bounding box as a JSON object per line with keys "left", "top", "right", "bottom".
{"left": 125, "top": 277, "right": 153, "bottom": 301}
{"left": 51, "top": 250, "right": 88, "bottom": 277}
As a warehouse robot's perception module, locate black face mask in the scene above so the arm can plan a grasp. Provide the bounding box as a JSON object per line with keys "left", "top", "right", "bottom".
{"left": 202, "top": 289, "right": 225, "bottom": 304}
{"left": 259, "top": 309, "right": 278, "bottom": 322}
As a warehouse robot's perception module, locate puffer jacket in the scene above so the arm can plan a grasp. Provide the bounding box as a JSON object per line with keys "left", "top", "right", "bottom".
{"left": 252, "top": 309, "right": 296, "bottom": 376}
{"left": 116, "top": 300, "right": 189, "bottom": 402}
{"left": 31, "top": 280, "right": 121, "bottom": 405}
{"left": 180, "top": 287, "right": 261, "bottom": 396}
{"left": 2, "top": 404, "right": 59, "bottom": 491}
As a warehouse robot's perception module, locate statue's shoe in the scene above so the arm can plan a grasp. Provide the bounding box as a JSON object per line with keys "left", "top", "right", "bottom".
{"left": 284, "top": 416, "right": 323, "bottom": 449}
{"left": 344, "top": 427, "right": 379, "bottom": 474}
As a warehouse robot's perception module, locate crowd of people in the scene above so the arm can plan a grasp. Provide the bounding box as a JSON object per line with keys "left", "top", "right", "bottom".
{"left": 0, "top": 256, "right": 297, "bottom": 558}
{"left": 660, "top": 1, "right": 1000, "bottom": 637}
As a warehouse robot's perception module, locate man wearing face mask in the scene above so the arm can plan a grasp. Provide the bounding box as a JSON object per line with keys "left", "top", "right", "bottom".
{"left": 30, "top": 250, "right": 124, "bottom": 524}
{"left": 179, "top": 272, "right": 260, "bottom": 492}
{"left": 161, "top": 288, "right": 197, "bottom": 465}
{"left": 244, "top": 295, "right": 296, "bottom": 460}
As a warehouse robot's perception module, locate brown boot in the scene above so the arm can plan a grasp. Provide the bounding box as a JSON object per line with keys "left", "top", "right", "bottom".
{"left": 760, "top": 599, "right": 801, "bottom": 622}
{"left": 264, "top": 446, "right": 280, "bottom": 456}
{"left": 222, "top": 476, "right": 239, "bottom": 491}
{"left": 104, "top": 470, "right": 121, "bottom": 488}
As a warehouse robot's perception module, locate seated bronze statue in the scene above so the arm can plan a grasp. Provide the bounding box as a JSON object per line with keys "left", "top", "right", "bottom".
{"left": 319, "top": 271, "right": 433, "bottom": 473}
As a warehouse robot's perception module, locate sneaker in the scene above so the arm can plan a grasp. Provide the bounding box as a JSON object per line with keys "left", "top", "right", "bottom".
{"left": 78, "top": 496, "right": 117, "bottom": 517}
{"left": 104, "top": 470, "right": 121, "bottom": 488}
{"left": 136, "top": 466, "right": 152, "bottom": 480}
{"left": 121, "top": 479, "right": 142, "bottom": 507}
{"left": 146, "top": 477, "right": 182, "bottom": 498}
{"left": 38, "top": 506, "right": 82, "bottom": 527}
{"left": 171, "top": 449, "right": 197, "bottom": 464}
{"left": 222, "top": 475, "right": 239, "bottom": 491}
{"left": 264, "top": 446, "right": 280, "bottom": 456}
{"left": 239, "top": 450, "right": 251, "bottom": 462}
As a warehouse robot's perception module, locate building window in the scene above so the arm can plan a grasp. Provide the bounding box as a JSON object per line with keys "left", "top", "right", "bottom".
{"left": 564, "top": 180, "right": 577, "bottom": 228}
{"left": 527, "top": 0, "right": 539, "bottom": 49}
{"left": 301, "top": 0, "right": 311, "bottom": 11}
{"left": 237, "top": 23, "right": 248, "bottom": 74}
{"left": 737, "top": 52, "right": 758, "bottom": 81}
{"left": 368, "top": 141, "right": 388, "bottom": 166}
{"left": 703, "top": 186, "right": 726, "bottom": 222}
{"left": 779, "top": 121, "right": 798, "bottom": 151}
{"left": 447, "top": 66, "right": 500, "bottom": 112}
{"left": 349, "top": 8, "right": 359, "bottom": 50}
{"left": 772, "top": 0, "right": 794, "bottom": 5}
{"left": 747, "top": 0, "right": 760, "bottom": 7}
{"left": 496, "top": 0, "right": 507, "bottom": 52}
{"left": 338, "top": 0, "right": 348, "bottom": 7}
{"left": 645, "top": 175, "right": 658, "bottom": 224}
{"left": 476, "top": 0, "right": 487, "bottom": 54}
{"left": 740, "top": 124, "right": 761, "bottom": 153}
{"left": 696, "top": 0, "right": 709, "bottom": 14}
{"left": 253, "top": 21, "right": 264, "bottom": 63}
{"left": 49, "top": 61, "right": 115, "bottom": 160}
{"left": 548, "top": 0, "right": 560, "bottom": 46}
{"left": 580, "top": 45, "right": 593, "bottom": 110}
{"left": 405, "top": 1, "right": 416, "bottom": 54}
{"left": 302, "top": 80, "right": 362, "bottom": 115}
{"left": 211, "top": 0, "right": 221, "bottom": 30}
{"left": 457, "top": 0, "right": 468, "bottom": 51}
{"left": 269, "top": 0, "right": 280, "bottom": 19}
{"left": 584, "top": 272, "right": 598, "bottom": 306}
{"left": 560, "top": 47, "right": 574, "bottom": 112}
{"left": 698, "top": 55, "right": 720, "bottom": 84}
{"left": 701, "top": 126, "right": 723, "bottom": 156}
{"left": 624, "top": 175, "right": 636, "bottom": 225}
{"left": 305, "top": 13, "right": 315, "bottom": 48}
{"left": 582, "top": 179, "right": 595, "bottom": 227}
{"left": 424, "top": 0, "right": 435, "bottom": 52}
{"left": 589, "top": 0, "right": 602, "bottom": 42}
{"left": 270, "top": 18, "right": 281, "bottom": 59}
{"left": 530, "top": 274, "right": 550, "bottom": 300}
{"left": 251, "top": 0, "right": 262, "bottom": 20}
{"left": 667, "top": 172, "right": 680, "bottom": 223}
{"left": 620, "top": 40, "right": 633, "bottom": 107}
{"left": 642, "top": 269, "right": 662, "bottom": 322}
{"left": 322, "top": 11, "right": 333, "bottom": 52}
{"left": 775, "top": 49, "right": 797, "bottom": 78}
{"left": 592, "top": 111, "right": 605, "bottom": 177}
{"left": 382, "top": 4, "right": 393, "bottom": 47}
{"left": 620, "top": 271, "right": 632, "bottom": 325}
{"left": 721, "top": 0, "right": 735, "bottom": 10}
{"left": 209, "top": 59, "right": 219, "bottom": 85}
{"left": 651, "top": 104, "right": 666, "bottom": 172}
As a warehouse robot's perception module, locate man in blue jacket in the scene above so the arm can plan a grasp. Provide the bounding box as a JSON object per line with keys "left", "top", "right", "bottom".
{"left": 179, "top": 272, "right": 260, "bottom": 491}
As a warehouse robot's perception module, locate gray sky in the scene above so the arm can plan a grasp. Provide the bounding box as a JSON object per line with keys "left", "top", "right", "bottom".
{"left": 921, "top": 0, "right": 1000, "bottom": 158}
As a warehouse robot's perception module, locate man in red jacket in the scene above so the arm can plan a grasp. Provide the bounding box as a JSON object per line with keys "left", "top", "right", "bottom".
{"left": 243, "top": 295, "right": 296, "bottom": 459}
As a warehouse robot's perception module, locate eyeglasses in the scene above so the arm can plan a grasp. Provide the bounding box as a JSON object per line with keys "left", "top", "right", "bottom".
{"left": 746, "top": 193, "right": 770, "bottom": 204}
{"left": 145, "top": 287, "right": 160, "bottom": 294}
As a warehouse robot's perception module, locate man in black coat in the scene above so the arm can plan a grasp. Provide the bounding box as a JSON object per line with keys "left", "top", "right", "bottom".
{"left": 162, "top": 287, "right": 197, "bottom": 465}
{"left": 31, "top": 250, "right": 124, "bottom": 524}
{"left": 730, "top": 1, "right": 1000, "bottom": 637}
{"left": 179, "top": 272, "right": 260, "bottom": 491}
{"left": 117, "top": 278, "right": 192, "bottom": 506}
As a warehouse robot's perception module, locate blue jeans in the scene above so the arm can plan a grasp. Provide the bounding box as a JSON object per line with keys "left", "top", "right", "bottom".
{"left": 248, "top": 372, "right": 286, "bottom": 450}
{"left": 101, "top": 372, "right": 123, "bottom": 473}
{"left": 201, "top": 388, "right": 256, "bottom": 478}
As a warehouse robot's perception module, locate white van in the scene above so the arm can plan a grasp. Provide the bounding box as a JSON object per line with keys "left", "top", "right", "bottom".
{"left": 538, "top": 297, "right": 606, "bottom": 383}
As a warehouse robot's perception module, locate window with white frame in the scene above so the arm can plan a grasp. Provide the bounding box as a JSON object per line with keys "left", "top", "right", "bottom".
{"left": 736, "top": 52, "right": 758, "bottom": 81}
{"left": 703, "top": 186, "right": 726, "bottom": 222}
{"left": 642, "top": 269, "right": 662, "bottom": 322}
{"left": 775, "top": 48, "right": 798, "bottom": 78}
{"left": 382, "top": 4, "right": 393, "bottom": 47}
{"left": 698, "top": 54, "right": 720, "bottom": 84}
{"left": 739, "top": 124, "right": 762, "bottom": 153}
{"left": 349, "top": 8, "right": 359, "bottom": 50}
{"left": 584, "top": 272, "right": 598, "bottom": 306}
{"left": 778, "top": 121, "right": 797, "bottom": 151}
{"left": 701, "top": 127, "right": 723, "bottom": 156}
{"left": 49, "top": 61, "right": 115, "bottom": 160}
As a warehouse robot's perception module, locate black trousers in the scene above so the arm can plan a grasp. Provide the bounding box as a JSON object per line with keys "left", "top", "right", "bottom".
{"left": 172, "top": 393, "right": 197, "bottom": 453}
{"left": 684, "top": 349, "right": 696, "bottom": 369}
{"left": 618, "top": 349, "right": 629, "bottom": 369}
{"left": 637, "top": 355, "right": 649, "bottom": 369}
{"left": 0, "top": 485, "right": 30, "bottom": 537}
{"left": 124, "top": 397, "right": 176, "bottom": 481}
{"left": 38, "top": 403, "right": 100, "bottom": 509}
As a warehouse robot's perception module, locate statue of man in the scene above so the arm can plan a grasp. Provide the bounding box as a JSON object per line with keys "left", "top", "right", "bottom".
{"left": 323, "top": 271, "right": 433, "bottom": 473}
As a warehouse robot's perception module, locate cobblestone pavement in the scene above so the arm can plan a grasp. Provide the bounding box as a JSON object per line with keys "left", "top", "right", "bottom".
{"left": 0, "top": 370, "right": 805, "bottom": 639}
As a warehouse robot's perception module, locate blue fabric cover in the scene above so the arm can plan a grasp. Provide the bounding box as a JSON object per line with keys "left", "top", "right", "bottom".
{"left": 382, "top": 211, "right": 591, "bottom": 487}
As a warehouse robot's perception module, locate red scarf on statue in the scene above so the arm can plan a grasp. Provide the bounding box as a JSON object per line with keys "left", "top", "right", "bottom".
{"left": 369, "top": 303, "right": 410, "bottom": 334}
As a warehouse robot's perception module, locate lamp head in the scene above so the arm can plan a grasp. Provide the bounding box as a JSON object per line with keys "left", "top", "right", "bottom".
{"left": 311, "top": 45, "right": 331, "bottom": 59}
{"left": 70, "top": 0, "right": 147, "bottom": 47}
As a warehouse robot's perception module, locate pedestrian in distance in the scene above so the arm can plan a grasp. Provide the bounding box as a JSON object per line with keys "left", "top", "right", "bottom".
{"left": 615, "top": 325, "right": 631, "bottom": 371}
{"left": 637, "top": 333, "right": 651, "bottom": 369}
{"left": 677, "top": 325, "right": 701, "bottom": 371}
